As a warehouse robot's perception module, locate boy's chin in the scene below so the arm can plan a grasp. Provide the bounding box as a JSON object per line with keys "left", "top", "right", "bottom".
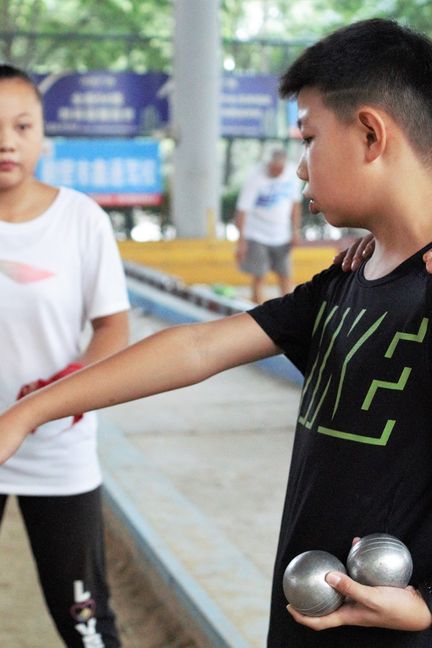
{"left": 324, "top": 211, "right": 356, "bottom": 229}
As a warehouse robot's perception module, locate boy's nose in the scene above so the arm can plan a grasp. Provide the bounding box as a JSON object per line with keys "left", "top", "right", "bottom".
{"left": 296, "top": 156, "right": 308, "bottom": 181}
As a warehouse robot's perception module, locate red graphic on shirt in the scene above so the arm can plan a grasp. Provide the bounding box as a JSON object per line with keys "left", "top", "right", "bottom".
{"left": 0, "top": 260, "right": 55, "bottom": 283}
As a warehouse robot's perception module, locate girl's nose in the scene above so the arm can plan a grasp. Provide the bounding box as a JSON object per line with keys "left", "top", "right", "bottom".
{"left": 0, "top": 128, "right": 16, "bottom": 152}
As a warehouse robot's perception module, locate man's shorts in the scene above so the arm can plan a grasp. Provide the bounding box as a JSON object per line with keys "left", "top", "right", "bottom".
{"left": 239, "top": 239, "right": 291, "bottom": 278}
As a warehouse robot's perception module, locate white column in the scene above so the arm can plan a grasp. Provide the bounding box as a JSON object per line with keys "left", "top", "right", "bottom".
{"left": 172, "top": 0, "right": 221, "bottom": 238}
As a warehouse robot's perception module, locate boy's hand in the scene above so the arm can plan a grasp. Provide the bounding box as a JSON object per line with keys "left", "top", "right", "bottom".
{"left": 334, "top": 234, "right": 375, "bottom": 271}
{"left": 287, "top": 571, "right": 432, "bottom": 632}
{"left": 0, "top": 407, "right": 35, "bottom": 464}
{"left": 423, "top": 249, "right": 432, "bottom": 273}
{"left": 335, "top": 237, "right": 432, "bottom": 275}
{"left": 16, "top": 363, "right": 84, "bottom": 430}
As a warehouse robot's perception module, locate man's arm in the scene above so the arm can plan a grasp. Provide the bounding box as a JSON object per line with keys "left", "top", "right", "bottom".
{"left": 291, "top": 201, "right": 302, "bottom": 245}
{"left": 234, "top": 209, "right": 248, "bottom": 263}
{"left": 0, "top": 314, "right": 279, "bottom": 463}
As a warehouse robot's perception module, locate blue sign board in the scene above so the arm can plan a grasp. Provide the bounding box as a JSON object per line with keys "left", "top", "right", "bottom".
{"left": 221, "top": 74, "right": 279, "bottom": 138}
{"left": 35, "top": 72, "right": 169, "bottom": 137}
{"left": 33, "top": 71, "right": 294, "bottom": 139}
{"left": 286, "top": 99, "right": 301, "bottom": 139}
{"left": 36, "top": 139, "right": 162, "bottom": 206}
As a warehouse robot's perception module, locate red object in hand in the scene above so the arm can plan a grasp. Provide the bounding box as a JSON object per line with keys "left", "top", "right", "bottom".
{"left": 16, "top": 362, "right": 84, "bottom": 431}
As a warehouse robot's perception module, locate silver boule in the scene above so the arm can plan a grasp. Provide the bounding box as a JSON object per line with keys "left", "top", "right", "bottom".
{"left": 283, "top": 550, "right": 346, "bottom": 617}
{"left": 347, "top": 533, "right": 413, "bottom": 588}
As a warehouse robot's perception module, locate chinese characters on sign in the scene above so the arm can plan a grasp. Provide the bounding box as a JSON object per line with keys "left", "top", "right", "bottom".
{"left": 36, "top": 71, "right": 169, "bottom": 137}
{"left": 37, "top": 139, "right": 162, "bottom": 206}
{"left": 35, "top": 71, "right": 294, "bottom": 139}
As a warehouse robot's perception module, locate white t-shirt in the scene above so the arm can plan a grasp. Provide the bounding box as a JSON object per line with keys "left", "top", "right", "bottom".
{"left": 236, "top": 162, "right": 302, "bottom": 245}
{"left": 0, "top": 187, "right": 130, "bottom": 495}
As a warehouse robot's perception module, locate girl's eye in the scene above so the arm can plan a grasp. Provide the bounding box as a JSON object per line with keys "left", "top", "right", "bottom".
{"left": 17, "top": 123, "right": 31, "bottom": 131}
{"left": 302, "top": 137, "right": 313, "bottom": 146}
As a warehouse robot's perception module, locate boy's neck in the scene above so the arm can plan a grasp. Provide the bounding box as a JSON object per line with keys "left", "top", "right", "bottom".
{"left": 363, "top": 167, "right": 432, "bottom": 279}
{"left": 364, "top": 222, "right": 432, "bottom": 280}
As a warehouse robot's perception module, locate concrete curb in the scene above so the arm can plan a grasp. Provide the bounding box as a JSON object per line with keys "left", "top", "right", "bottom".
{"left": 99, "top": 418, "right": 269, "bottom": 648}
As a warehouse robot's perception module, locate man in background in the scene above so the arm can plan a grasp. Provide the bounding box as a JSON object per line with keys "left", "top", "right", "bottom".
{"left": 235, "top": 148, "right": 302, "bottom": 303}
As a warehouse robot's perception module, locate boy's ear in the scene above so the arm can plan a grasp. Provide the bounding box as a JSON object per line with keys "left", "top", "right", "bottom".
{"left": 357, "top": 109, "right": 386, "bottom": 162}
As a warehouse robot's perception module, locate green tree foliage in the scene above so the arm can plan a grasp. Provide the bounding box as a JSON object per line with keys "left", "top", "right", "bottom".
{"left": 1, "top": 1, "right": 430, "bottom": 74}
{"left": 0, "top": 0, "right": 172, "bottom": 71}
{"left": 310, "top": 0, "right": 432, "bottom": 36}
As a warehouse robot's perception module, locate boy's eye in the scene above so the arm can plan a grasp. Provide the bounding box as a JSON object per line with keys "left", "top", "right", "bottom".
{"left": 17, "top": 123, "right": 31, "bottom": 131}
{"left": 301, "top": 136, "right": 313, "bottom": 146}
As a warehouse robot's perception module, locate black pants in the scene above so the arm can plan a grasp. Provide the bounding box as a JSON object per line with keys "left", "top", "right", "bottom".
{"left": 0, "top": 487, "right": 121, "bottom": 647}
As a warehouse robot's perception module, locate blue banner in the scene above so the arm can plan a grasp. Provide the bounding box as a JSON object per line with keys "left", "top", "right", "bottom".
{"left": 34, "top": 71, "right": 291, "bottom": 139}
{"left": 36, "top": 139, "right": 162, "bottom": 206}
{"left": 35, "top": 72, "right": 169, "bottom": 137}
{"left": 221, "top": 74, "right": 279, "bottom": 137}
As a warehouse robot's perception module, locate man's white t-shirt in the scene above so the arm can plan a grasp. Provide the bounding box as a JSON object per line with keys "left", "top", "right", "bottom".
{"left": 236, "top": 162, "right": 303, "bottom": 245}
{"left": 0, "top": 187, "right": 130, "bottom": 495}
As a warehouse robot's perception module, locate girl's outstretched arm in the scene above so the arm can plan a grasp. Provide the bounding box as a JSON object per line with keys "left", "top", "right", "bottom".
{"left": 0, "top": 313, "right": 279, "bottom": 463}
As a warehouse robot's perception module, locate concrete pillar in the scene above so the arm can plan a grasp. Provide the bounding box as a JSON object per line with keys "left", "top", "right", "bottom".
{"left": 172, "top": 0, "right": 221, "bottom": 238}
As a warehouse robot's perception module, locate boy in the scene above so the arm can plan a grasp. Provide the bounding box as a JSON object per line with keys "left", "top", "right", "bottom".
{"left": 1, "top": 18, "right": 432, "bottom": 647}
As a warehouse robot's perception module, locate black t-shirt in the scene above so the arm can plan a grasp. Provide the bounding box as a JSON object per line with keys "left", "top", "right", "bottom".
{"left": 249, "top": 245, "right": 432, "bottom": 647}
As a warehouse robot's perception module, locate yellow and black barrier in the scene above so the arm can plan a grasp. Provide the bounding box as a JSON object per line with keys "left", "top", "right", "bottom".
{"left": 118, "top": 239, "right": 339, "bottom": 287}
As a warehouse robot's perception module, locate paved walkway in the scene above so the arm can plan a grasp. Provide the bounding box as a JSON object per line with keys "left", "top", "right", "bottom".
{"left": 100, "top": 306, "right": 301, "bottom": 647}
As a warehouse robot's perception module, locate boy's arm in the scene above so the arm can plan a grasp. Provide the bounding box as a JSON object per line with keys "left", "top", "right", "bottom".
{"left": 287, "top": 570, "right": 432, "bottom": 632}
{"left": 0, "top": 313, "right": 279, "bottom": 463}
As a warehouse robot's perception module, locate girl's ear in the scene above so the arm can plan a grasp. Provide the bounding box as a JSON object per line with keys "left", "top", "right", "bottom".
{"left": 357, "top": 109, "right": 387, "bottom": 162}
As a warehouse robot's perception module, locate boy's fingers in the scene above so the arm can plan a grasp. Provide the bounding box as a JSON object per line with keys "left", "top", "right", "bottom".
{"left": 423, "top": 251, "right": 432, "bottom": 274}
{"left": 326, "top": 572, "right": 377, "bottom": 608}
{"left": 350, "top": 235, "right": 374, "bottom": 269}
{"left": 287, "top": 601, "right": 350, "bottom": 630}
{"left": 363, "top": 240, "right": 375, "bottom": 257}
{"left": 340, "top": 241, "right": 361, "bottom": 270}
{"left": 333, "top": 249, "right": 346, "bottom": 265}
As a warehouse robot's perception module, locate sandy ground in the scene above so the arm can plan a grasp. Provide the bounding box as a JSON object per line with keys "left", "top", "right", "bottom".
{"left": 0, "top": 305, "right": 300, "bottom": 647}
{"left": 0, "top": 496, "right": 197, "bottom": 647}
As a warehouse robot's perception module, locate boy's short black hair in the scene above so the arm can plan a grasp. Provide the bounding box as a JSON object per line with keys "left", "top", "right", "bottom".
{"left": 0, "top": 63, "right": 42, "bottom": 103}
{"left": 280, "top": 19, "right": 432, "bottom": 162}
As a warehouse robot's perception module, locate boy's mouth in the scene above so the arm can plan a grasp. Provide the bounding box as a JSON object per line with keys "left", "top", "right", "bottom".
{"left": 308, "top": 199, "right": 321, "bottom": 215}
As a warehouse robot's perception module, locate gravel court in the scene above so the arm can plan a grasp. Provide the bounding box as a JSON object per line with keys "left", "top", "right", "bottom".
{"left": 0, "top": 306, "right": 301, "bottom": 647}
{"left": 0, "top": 496, "right": 198, "bottom": 647}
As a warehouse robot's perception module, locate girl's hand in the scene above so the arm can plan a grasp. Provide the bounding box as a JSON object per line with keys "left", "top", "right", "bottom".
{"left": 287, "top": 571, "right": 432, "bottom": 632}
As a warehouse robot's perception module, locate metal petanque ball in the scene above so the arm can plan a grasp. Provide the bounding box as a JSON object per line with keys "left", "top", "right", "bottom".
{"left": 283, "top": 550, "right": 346, "bottom": 617}
{"left": 347, "top": 533, "right": 413, "bottom": 588}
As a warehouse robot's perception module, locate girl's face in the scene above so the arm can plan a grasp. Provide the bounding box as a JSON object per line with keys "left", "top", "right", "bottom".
{"left": 0, "top": 78, "right": 44, "bottom": 191}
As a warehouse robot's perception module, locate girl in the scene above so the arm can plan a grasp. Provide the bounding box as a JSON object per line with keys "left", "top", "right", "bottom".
{"left": 0, "top": 64, "right": 129, "bottom": 647}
